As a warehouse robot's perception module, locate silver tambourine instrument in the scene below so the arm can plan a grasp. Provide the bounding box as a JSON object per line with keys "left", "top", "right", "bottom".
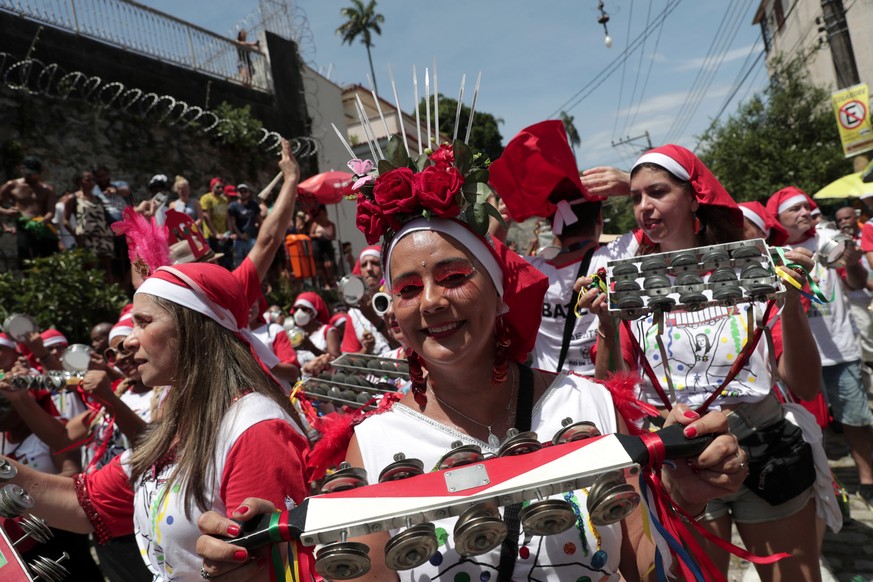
{"left": 3, "top": 372, "right": 83, "bottom": 394}
{"left": 815, "top": 226, "right": 854, "bottom": 269}
{"left": 60, "top": 344, "right": 92, "bottom": 373}
{"left": 2, "top": 314, "right": 37, "bottom": 342}
{"left": 0, "top": 461, "right": 69, "bottom": 581}
{"left": 338, "top": 275, "right": 366, "bottom": 306}
{"left": 220, "top": 423, "right": 713, "bottom": 579}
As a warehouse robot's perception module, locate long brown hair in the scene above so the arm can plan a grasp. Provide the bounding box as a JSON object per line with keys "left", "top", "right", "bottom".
{"left": 127, "top": 297, "right": 293, "bottom": 517}
{"left": 631, "top": 162, "right": 743, "bottom": 255}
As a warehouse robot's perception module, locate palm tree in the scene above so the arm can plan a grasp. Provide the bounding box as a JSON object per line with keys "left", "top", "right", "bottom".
{"left": 560, "top": 111, "right": 581, "bottom": 160}
{"left": 336, "top": 0, "right": 385, "bottom": 94}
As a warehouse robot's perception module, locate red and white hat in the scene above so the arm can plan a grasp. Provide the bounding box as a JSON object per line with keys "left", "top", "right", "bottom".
{"left": 0, "top": 333, "right": 16, "bottom": 350}
{"left": 738, "top": 201, "right": 789, "bottom": 246}
{"left": 766, "top": 186, "right": 816, "bottom": 240}
{"left": 352, "top": 245, "right": 382, "bottom": 275}
{"left": 489, "top": 120, "right": 602, "bottom": 235}
{"left": 293, "top": 292, "right": 331, "bottom": 326}
{"left": 136, "top": 263, "right": 279, "bottom": 377}
{"left": 40, "top": 329, "right": 69, "bottom": 349}
{"left": 633, "top": 144, "right": 742, "bottom": 227}
{"left": 109, "top": 319, "right": 134, "bottom": 343}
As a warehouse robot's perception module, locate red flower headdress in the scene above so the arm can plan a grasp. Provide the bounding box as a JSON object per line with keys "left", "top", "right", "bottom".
{"left": 351, "top": 137, "right": 502, "bottom": 244}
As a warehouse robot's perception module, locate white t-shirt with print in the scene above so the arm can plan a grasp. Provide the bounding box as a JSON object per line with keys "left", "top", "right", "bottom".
{"left": 787, "top": 237, "right": 860, "bottom": 366}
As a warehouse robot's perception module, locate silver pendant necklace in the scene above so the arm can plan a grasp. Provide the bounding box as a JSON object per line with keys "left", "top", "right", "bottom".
{"left": 430, "top": 364, "right": 517, "bottom": 448}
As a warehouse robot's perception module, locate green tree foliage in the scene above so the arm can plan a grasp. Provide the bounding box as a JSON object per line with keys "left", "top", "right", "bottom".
{"left": 212, "top": 102, "right": 266, "bottom": 152}
{"left": 336, "top": 0, "right": 385, "bottom": 95}
{"left": 698, "top": 54, "right": 851, "bottom": 203}
{"left": 425, "top": 95, "right": 504, "bottom": 161}
{"left": 0, "top": 250, "right": 127, "bottom": 344}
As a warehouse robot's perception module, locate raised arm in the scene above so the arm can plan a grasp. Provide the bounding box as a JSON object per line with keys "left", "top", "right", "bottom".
{"left": 246, "top": 140, "right": 299, "bottom": 282}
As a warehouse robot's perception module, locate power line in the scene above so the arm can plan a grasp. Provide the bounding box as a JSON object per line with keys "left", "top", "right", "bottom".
{"left": 624, "top": 0, "right": 666, "bottom": 137}
{"left": 611, "top": 0, "right": 637, "bottom": 138}
{"left": 546, "top": 0, "right": 683, "bottom": 119}
{"left": 619, "top": 0, "right": 654, "bottom": 138}
{"left": 663, "top": 0, "right": 754, "bottom": 143}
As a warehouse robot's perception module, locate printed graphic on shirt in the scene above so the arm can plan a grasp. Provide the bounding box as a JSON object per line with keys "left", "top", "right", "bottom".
{"left": 634, "top": 305, "right": 763, "bottom": 402}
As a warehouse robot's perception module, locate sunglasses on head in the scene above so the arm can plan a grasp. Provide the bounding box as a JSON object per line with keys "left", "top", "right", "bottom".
{"left": 103, "top": 346, "right": 133, "bottom": 364}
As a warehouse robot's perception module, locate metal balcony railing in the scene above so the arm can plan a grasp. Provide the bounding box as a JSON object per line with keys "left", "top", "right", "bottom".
{"left": 0, "top": 0, "right": 272, "bottom": 92}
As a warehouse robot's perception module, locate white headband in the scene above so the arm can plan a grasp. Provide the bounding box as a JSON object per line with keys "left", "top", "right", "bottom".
{"left": 109, "top": 325, "right": 133, "bottom": 342}
{"left": 136, "top": 275, "right": 279, "bottom": 370}
{"left": 551, "top": 198, "right": 589, "bottom": 236}
{"left": 0, "top": 336, "right": 16, "bottom": 350}
{"left": 42, "top": 336, "right": 68, "bottom": 348}
{"left": 739, "top": 206, "right": 769, "bottom": 237}
{"left": 384, "top": 218, "right": 507, "bottom": 313}
{"left": 810, "top": 208, "right": 821, "bottom": 216}
{"left": 358, "top": 248, "right": 381, "bottom": 263}
{"left": 633, "top": 152, "right": 691, "bottom": 181}
{"left": 777, "top": 194, "right": 808, "bottom": 215}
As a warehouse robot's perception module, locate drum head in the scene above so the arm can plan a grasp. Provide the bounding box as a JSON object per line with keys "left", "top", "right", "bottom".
{"left": 3, "top": 314, "right": 36, "bottom": 341}
{"left": 339, "top": 276, "right": 366, "bottom": 305}
{"left": 61, "top": 344, "right": 92, "bottom": 372}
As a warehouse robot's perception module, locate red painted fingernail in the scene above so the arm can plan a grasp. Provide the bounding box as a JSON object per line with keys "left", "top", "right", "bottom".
{"left": 683, "top": 410, "right": 700, "bottom": 420}
{"left": 227, "top": 524, "right": 241, "bottom": 537}
{"left": 234, "top": 549, "right": 248, "bottom": 562}
{"left": 684, "top": 426, "right": 698, "bottom": 439}
{"left": 234, "top": 505, "right": 249, "bottom": 515}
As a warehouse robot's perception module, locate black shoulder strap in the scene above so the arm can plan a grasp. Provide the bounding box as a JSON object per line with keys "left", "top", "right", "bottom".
{"left": 496, "top": 364, "right": 535, "bottom": 581}
{"left": 555, "top": 248, "right": 596, "bottom": 373}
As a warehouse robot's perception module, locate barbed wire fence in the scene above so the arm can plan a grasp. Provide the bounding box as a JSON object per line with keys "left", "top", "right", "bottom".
{"left": 0, "top": 51, "right": 319, "bottom": 159}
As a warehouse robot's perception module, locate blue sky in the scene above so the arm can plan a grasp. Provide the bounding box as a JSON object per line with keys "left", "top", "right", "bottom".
{"left": 139, "top": 0, "right": 772, "bottom": 170}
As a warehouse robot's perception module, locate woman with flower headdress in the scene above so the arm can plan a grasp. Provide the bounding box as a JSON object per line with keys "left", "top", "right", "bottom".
{"left": 578, "top": 145, "right": 827, "bottom": 581}
{"left": 195, "top": 137, "right": 747, "bottom": 581}
{"left": 0, "top": 260, "right": 313, "bottom": 581}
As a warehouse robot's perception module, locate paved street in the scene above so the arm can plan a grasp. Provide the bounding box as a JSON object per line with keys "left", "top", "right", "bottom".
{"left": 728, "top": 428, "right": 873, "bottom": 582}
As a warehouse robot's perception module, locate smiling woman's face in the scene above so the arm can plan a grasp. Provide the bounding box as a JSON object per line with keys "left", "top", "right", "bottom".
{"left": 388, "top": 231, "right": 499, "bottom": 368}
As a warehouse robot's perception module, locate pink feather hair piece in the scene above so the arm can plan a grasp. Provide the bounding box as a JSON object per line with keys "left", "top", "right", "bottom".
{"left": 111, "top": 208, "right": 171, "bottom": 276}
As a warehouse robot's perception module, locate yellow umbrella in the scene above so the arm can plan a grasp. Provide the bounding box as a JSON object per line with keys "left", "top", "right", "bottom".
{"left": 813, "top": 171, "right": 873, "bottom": 199}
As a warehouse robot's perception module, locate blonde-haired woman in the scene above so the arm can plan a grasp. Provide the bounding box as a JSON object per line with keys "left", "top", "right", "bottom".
{"left": 172, "top": 175, "right": 204, "bottom": 226}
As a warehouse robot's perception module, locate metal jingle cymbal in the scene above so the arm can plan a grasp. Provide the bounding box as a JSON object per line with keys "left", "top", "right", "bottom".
{"left": 320, "top": 464, "right": 369, "bottom": 494}
{"left": 588, "top": 483, "right": 641, "bottom": 526}
{"left": 678, "top": 291, "right": 708, "bottom": 310}
{"left": 647, "top": 296, "right": 677, "bottom": 312}
{"left": 0, "top": 483, "right": 34, "bottom": 518}
{"left": 586, "top": 470, "right": 626, "bottom": 512}
{"left": 497, "top": 430, "right": 542, "bottom": 457}
{"left": 315, "top": 541, "right": 372, "bottom": 580}
{"left": 712, "top": 285, "right": 743, "bottom": 303}
{"left": 453, "top": 515, "right": 508, "bottom": 557}
{"left": 437, "top": 444, "right": 484, "bottom": 470}
{"left": 458, "top": 501, "right": 502, "bottom": 522}
{"left": 28, "top": 552, "right": 69, "bottom": 582}
{"left": 384, "top": 523, "right": 438, "bottom": 570}
{"left": 0, "top": 458, "right": 17, "bottom": 482}
{"left": 18, "top": 514, "right": 53, "bottom": 544}
{"left": 552, "top": 419, "right": 601, "bottom": 445}
{"left": 379, "top": 458, "right": 425, "bottom": 483}
{"left": 519, "top": 499, "right": 578, "bottom": 536}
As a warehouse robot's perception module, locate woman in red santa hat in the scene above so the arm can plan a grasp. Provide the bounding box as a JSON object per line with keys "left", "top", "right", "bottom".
{"left": 580, "top": 145, "right": 826, "bottom": 581}
{"left": 0, "top": 262, "right": 312, "bottom": 581}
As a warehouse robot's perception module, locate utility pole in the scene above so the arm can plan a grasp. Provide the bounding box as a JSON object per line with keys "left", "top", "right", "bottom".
{"left": 612, "top": 131, "right": 653, "bottom": 156}
{"left": 820, "top": 0, "right": 860, "bottom": 89}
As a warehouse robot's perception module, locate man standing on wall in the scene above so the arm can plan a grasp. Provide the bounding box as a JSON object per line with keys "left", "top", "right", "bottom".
{"left": 0, "top": 157, "right": 58, "bottom": 267}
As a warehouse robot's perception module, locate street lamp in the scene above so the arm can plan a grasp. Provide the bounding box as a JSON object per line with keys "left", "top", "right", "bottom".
{"left": 598, "top": 1, "right": 613, "bottom": 48}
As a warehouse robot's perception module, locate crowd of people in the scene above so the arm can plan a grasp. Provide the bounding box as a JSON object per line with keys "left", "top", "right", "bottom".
{"left": 0, "top": 115, "right": 870, "bottom": 581}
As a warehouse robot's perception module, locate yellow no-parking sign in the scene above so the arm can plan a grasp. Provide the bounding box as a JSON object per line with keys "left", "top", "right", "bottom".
{"left": 832, "top": 83, "right": 873, "bottom": 157}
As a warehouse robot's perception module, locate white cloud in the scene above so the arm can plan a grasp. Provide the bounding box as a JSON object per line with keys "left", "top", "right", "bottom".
{"left": 674, "top": 44, "right": 757, "bottom": 71}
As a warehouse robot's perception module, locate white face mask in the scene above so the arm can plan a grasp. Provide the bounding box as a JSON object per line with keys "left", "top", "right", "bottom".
{"left": 293, "top": 309, "right": 312, "bottom": 327}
